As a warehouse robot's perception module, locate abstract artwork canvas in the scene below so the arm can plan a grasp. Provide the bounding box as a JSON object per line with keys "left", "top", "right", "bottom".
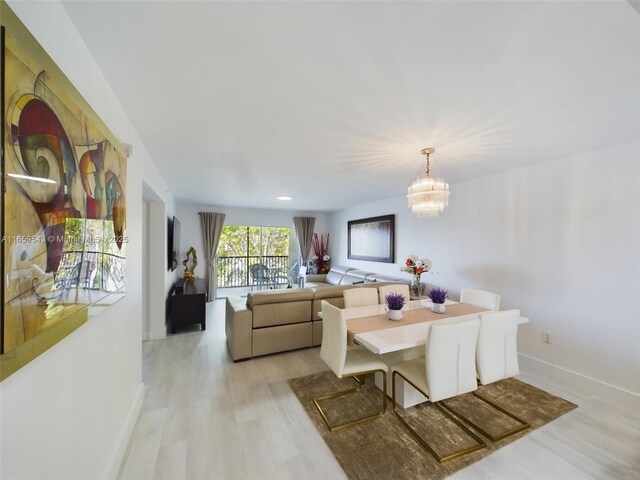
{"left": 1, "top": 18, "right": 127, "bottom": 380}
{"left": 347, "top": 214, "right": 394, "bottom": 263}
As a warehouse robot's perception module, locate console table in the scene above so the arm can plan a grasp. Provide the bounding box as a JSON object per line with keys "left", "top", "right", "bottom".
{"left": 170, "top": 278, "right": 206, "bottom": 333}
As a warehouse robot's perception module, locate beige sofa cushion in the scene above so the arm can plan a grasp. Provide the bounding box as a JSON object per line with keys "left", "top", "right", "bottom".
{"left": 325, "top": 270, "right": 345, "bottom": 285}
{"left": 339, "top": 270, "right": 373, "bottom": 285}
{"left": 345, "top": 269, "right": 371, "bottom": 280}
{"left": 305, "top": 282, "right": 332, "bottom": 289}
{"left": 309, "top": 283, "right": 360, "bottom": 320}
{"left": 309, "top": 284, "right": 360, "bottom": 320}
{"left": 253, "top": 323, "right": 312, "bottom": 357}
{"left": 252, "top": 300, "right": 312, "bottom": 328}
{"left": 247, "top": 288, "right": 313, "bottom": 329}
{"left": 323, "top": 265, "right": 355, "bottom": 285}
{"left": 312, "top": 320, "right": 323, "bottom": 346}
{"left": 310, "top": 284, "right": 358, "bottom": 300}
{"left": 365, "top": 273, "right": 409, "bottom": 284}
{"left": 312, "top": 296, "right": 345, "bottom": 321}
{"left": 329, "top": 265, "right": 354, "bottom": 275}
{"left": 247, "top": 288, "right": 314, "bottom": 307}
{"left": 305, "top": 274, "right": 327, "bottom": 283}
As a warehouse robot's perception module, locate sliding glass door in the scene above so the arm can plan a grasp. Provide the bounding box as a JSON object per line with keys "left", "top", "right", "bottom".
{"left": 216, "top": 226, "right": 290, "bottom": 288}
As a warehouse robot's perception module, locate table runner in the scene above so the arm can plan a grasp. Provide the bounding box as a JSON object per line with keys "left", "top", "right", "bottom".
{"left": 347, "top": 303, "right": 486, "bottom": 345}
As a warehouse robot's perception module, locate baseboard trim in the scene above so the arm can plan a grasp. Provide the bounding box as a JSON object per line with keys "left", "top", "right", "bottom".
{"left": 103, "top": 382, "right": 145, "bottom": 480}
{"left": 148, "top": 328, "right": 167, "bottom": 341}
{"left": 518, "top": 353, "right": 639, "bottom": 409}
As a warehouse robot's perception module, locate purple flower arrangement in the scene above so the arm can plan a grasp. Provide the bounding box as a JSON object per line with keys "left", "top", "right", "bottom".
{"left": 427, "top": 287, "right": 447, "bottom": 304}
{"left": 384, "top": 292, "right": 406, "bottom": 311}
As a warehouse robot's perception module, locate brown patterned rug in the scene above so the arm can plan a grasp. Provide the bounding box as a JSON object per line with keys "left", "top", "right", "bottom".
{"left": 288, "top": 371, "right": 577, "bottom": 480}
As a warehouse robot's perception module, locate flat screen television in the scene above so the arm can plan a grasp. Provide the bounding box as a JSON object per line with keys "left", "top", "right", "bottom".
{"left": 168, "top": 216, "right": 180, "bottom": 271}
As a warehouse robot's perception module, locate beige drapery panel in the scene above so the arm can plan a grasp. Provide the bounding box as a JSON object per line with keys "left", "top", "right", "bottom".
{"left": 293, "top": 217, "right": 315, "bottom": 266}
{"left": 199, "top": 212, "right": 226, "bottom": 301}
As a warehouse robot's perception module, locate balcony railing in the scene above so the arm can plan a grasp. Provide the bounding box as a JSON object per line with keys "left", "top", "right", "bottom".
{"left": 217, "top": 255, "right": 290, "bottom": 288}
{"left": 54, "top": 250, "right": 125, "bottom": 292}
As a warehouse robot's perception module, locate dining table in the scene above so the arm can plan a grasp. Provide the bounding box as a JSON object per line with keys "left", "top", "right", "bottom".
{"left": 320, "top": 299, "right": 529, "bottom": 408}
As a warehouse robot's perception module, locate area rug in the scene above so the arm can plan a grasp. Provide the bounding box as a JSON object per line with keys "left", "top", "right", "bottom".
{"left": 288, "top": 371, "right": 577, "bottom": 480}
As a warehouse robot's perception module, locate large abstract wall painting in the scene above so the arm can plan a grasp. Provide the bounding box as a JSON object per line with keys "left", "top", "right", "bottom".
{"left": 347, "top": 214, "right": 395, "bottom": 263}
{"left": 1, "top": 14, "right": 127, "bottom": 380}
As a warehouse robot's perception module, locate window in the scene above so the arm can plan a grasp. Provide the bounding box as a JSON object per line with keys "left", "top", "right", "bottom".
{"left": 53, "top": 218, "right": 126, "bottom": 303}
{"left": 216, "top": 226, "right": 290, "bottom": 288}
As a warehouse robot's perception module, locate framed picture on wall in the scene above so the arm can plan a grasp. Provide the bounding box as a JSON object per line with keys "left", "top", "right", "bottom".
{"left": 0, "top": 12, "right": 128, "bottom": 381}
{"left": 347, "top": 214, "right": 395, "bottom": 263}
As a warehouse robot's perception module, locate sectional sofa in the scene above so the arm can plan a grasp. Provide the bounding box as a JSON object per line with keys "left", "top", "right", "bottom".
{"left": 225, "top": 265, "right": 410, "bottom": 361}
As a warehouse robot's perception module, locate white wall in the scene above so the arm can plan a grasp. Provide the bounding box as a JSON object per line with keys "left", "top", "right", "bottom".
{"left": 175, "top": 203, "right": 328, "bottom": 280}
{"left": 327, "top": 141, "right": 640, "bottom": 399}
{"left": 1, "top": 2, "right": 176, "bottom": 479}
{"left": 142, "top": 201, "right": 149, "bottom": 338}
{"left": 147, "top": 199, "right": 174, "bottom": 340}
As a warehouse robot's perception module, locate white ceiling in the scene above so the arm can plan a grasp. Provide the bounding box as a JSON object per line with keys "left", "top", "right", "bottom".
{"left": 60, "top": 1, "right": 640, "bottom": 212}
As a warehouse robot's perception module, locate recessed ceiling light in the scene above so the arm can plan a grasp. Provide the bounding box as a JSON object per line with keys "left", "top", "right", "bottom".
{"left": 277, "top": 196, "right": 293, "bottom": 201}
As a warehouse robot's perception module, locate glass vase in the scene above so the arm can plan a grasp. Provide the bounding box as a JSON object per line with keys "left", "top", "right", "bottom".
{"left": 410, "top": 274, "right": 423, "bottom": 298}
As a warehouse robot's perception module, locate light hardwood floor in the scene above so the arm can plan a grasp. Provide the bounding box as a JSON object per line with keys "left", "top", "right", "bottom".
{"left": 118, "top": 300, "right": 640, "bottom": 480}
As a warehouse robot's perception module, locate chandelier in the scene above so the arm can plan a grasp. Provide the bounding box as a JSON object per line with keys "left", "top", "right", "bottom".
{"left": 407, "top": 147, "right": 450, "bottom": 217}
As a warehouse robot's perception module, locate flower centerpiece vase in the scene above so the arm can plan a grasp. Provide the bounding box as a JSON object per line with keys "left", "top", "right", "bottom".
{"left": 410, "top": 274, "right": 423, "bottom": 298}
{"left": 431, "top": 303, "right": 445, "bottom": 313}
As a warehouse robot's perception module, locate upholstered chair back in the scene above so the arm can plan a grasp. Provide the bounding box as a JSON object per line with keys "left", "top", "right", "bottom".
{"left": 476, "top": 309, "right": 521, "bottom": 385}
{"left": 425, "top": 318, "right": 480, "bottom": 402}
{"left": 460, "top": 289, "right": 501, "bottom": 310}
{"left": 378, "top": 284, "right": 410, "bottom": 305}
{"left": 320, "top": 301, "right": 348, "bottom": 378}
{"left": 343, "top": 287, "right": 378, "bottom": 308}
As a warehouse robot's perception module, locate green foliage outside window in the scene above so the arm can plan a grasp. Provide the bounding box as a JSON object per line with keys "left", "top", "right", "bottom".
{"left": 56, "top": 218, "right": 125, "bottom": 292}
{"left": 216, "top": 225, "right": 290, "bottom": 287}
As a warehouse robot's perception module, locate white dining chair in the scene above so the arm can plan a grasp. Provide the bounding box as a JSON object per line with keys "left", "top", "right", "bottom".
{"left": 343, "top": 287, "right": 378, "bottom": 308}
{"left": 477, "top": 309, "right": 521, "bottom": 384}
{"left": 443, "top": 309, "right": 530, "bottom": 441}
{"left": 391, "top": 318, "right": 486, "bottom": 463}
{"left": 377, "top": 284, "right": 410, "bottom": 305}
{"left": 460, "top": 289, "right": 501, "bottom": 310}
{"left": 314, "top": 301, "right": 388, "bottom": 432}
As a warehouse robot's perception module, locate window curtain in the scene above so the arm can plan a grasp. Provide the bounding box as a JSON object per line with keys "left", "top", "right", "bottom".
{"left": 199, "top": 212, "right": 226, "bottom": 301}
{"left": 293, "top": 216, "right": 315, "bottom": 266}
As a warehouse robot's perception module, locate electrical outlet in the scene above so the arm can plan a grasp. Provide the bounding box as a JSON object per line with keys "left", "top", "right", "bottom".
{"left": 543, "top": 332, "right": 552, "bottom": 344}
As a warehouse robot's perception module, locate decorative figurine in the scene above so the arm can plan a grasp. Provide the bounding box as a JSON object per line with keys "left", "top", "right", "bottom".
{"left": 183, "top": 246, "right": 198, "bottom": 279}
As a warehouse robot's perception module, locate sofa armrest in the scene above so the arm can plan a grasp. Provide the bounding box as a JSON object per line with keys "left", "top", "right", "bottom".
{"left": 225, "top": 297, "right": 253, "bottom": 361}
{"left": 305, "top": 274, "right": 327, "bottom": 283}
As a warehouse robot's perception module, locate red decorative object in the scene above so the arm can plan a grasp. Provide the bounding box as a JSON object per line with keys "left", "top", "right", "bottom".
{"left": 312, "top": 233, "right": 330, "bottom": 274}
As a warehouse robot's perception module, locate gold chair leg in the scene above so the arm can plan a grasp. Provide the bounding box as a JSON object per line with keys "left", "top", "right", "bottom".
{"left": 391, "top": 371, "right": 486, "bottom": 463}
{"left": 313, "top": 369, "right": 387, "bottom": 433}
{"left": 440, "top": 391, "right": 530, "bottom": 442}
